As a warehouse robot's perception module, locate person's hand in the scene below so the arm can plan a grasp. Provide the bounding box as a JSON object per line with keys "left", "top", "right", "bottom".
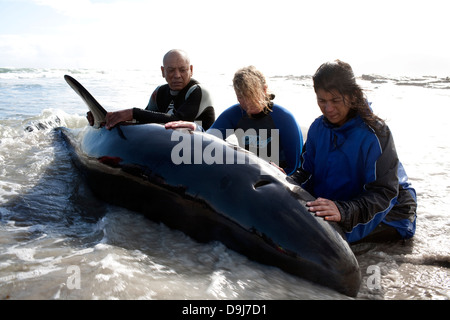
{"left": 269, "top": 161, "right": 286, "bottom": 174}
{"left": 306, "top": 197, "right": 341, "bottom": 222}
{"left": 165, "top": 121, "right": 197, "bottom": 131}
{"left": 86, "top": 111, "right": 94, "bottom": 126}
{"left": 105, "top": 109, "right": 133, "bottom": 130}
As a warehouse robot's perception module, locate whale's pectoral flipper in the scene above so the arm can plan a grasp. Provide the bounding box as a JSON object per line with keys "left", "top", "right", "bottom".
{"left": 64, "top": 74, "right": 107, "bottom": 128}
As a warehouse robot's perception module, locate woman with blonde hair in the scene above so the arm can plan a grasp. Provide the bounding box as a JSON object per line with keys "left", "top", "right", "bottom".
{"left": 166, "top": 66, "right": 303, "bottom": 175}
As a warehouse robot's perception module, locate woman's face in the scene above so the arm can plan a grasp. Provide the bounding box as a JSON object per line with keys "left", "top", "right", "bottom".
{"left": 235, "top": 90, "right": 262, "bottom": 115}
{"left": 316, "top": 88, "right": 352, "bottom": 126}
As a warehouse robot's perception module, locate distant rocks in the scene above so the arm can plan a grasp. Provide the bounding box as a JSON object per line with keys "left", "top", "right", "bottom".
{"left": 361, "top": 74, "right": 450, "bottom": 89}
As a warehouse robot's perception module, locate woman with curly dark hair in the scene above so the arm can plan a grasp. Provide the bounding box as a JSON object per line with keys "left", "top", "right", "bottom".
{"left": 292, "top": 60, "right": 417, "bottom": 243}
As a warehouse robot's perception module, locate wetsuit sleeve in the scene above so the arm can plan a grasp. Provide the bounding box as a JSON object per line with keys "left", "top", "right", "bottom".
{"left": 289, "top": 153, "right": 311, "bottom": 185}
{"left": 133, "top": 85, "right": 204, "bottom": 124}
{"left": 271, "top": 106, "right": 303, "bottom": 176}
{"left": 335, "top": 127, "right": 400, "bottom": 238}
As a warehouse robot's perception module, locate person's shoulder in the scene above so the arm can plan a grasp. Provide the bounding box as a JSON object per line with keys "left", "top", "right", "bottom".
{"left": 307, "top": 116, "right": 326, "bottom": 133}
{"left": 190, "top": 79, "right": 211, "bottom": 93}
{"left": 360, "top": 116, "right": 391, "bottom": 138}
{"left": 271, "top": 104, "right": 297, "bottom": 118}
{"left": 272, "top": 103, "right": 289, "bottom": 112}
{"left": 156, "top": 83, "right": 169, "bottom": 90}
{"left": 187, "top": 78, "right": 201, "bottom": 89}
{"left": 375, "top": 121, "right": 390, "bottom": 134}
{"left": 151, "top": 84, "right": 164, "bottom": 94}
{"left": 370, "top": 121, "right": 394, "bottom": 147}
{"left": 221, "top": 103, "right": 241, "bottom": 112}
{"left": 152, "top": 84, "right": 169, "bottom": 98}
{"left": 185, "top": 79, "right": 211, "bottom": 96}
{"left": 215, "top": 104, "right": 242, "bottom": 120}
{"left": 271, "top": 104, "right": 300, "bottom": 125}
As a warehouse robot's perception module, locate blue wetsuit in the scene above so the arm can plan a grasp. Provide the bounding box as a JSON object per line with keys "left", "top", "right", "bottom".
{"left": 292, "top": 114, "right": 417, "bottom": 243}
{"left": 206, "top": 103, "right": 303, "bottom": 176}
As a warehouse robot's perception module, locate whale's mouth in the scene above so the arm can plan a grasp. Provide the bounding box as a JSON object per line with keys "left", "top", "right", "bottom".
{"left": 253, "top": 180, "right": 272, "bottom": 189}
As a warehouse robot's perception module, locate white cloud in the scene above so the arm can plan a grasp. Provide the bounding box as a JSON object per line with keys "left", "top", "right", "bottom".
{"left": 1, "top": 0, "right": 449, "bottom": 75}
{"left": 31, "top": 0, "right": 98, "bottom": 17}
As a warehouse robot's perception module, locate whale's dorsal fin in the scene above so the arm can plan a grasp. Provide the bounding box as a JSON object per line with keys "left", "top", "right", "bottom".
{"left": 64, "top": 75, "right": 107, "bottom": 128}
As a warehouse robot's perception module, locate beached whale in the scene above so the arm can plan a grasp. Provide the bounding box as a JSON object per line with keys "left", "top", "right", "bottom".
{"left": 58, "top": 75, "right": 361, "bottom": 296}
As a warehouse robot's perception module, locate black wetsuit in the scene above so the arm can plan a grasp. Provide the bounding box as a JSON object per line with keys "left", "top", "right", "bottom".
{"left": 132, "top": 79, "right": 215, "bottom": 130}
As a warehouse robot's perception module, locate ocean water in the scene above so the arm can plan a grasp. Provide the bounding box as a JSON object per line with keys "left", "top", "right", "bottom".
{"left": 0, "top": 68, "right": 449, "bottom": 300}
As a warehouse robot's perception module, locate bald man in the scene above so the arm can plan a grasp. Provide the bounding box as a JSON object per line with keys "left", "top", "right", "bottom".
{"left": 90, "top": 49, "right": 215, "bottom": 130}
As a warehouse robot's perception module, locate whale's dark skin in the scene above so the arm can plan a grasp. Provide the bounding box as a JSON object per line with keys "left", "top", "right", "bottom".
{"left": 59, "top": 75, "right": 361, "bottom": 296}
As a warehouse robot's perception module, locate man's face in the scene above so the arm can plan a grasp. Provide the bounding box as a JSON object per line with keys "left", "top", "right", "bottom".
{"left": 161, "top": 53, "right": 193, "bottom": 91}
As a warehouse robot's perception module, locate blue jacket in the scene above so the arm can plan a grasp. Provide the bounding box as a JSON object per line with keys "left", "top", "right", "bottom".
{"left": 293, "top": 115, "right": 416, "bottom": 243}
{"left": 207, "top": 103, "right": 303, "bottom": 176}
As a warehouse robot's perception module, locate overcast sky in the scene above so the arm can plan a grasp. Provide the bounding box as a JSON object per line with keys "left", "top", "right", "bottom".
{"left": 1, "top": 0, "right": 449, "bottom": 76}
